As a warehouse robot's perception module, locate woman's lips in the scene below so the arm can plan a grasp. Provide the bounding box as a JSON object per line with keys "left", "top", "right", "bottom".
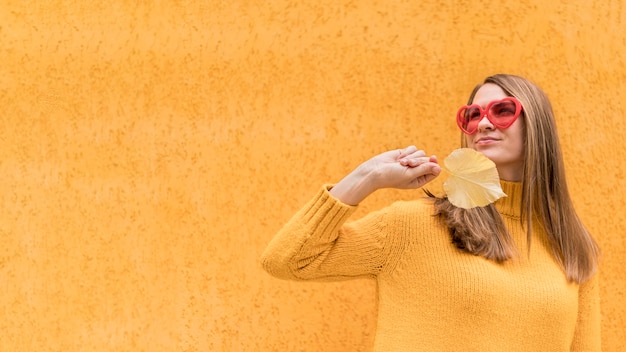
{"left": 475, "top": 137, "right": 499, "bottom": 145}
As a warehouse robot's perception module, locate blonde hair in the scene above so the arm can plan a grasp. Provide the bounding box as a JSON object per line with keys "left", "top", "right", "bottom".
{"left": 431, "top": 74, "right": 600, "bottom": 284}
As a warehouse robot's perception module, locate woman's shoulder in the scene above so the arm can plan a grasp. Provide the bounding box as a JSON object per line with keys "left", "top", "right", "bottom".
{"left": 386, "top": 196, "right": 437, "bottom": 217}
{"left": 348, "top": 196, "right": 439, "bottom": 229}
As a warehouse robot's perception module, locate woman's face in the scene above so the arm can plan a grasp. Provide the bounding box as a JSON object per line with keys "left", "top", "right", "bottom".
{"left": 464, "top": 83, "right": 525, "bottom": 181}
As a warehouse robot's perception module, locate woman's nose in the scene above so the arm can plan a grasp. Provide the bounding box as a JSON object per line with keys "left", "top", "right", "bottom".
{"left": 477, "top": 115, "right": 494, "bottom": 131}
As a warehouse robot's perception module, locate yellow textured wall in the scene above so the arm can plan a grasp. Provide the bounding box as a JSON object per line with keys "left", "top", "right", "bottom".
{"left": 1, "top": 1, "right": 624, "bottom": 351}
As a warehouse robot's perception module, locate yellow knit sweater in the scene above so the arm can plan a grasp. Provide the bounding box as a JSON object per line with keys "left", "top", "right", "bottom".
{"left": 261, "top": 181, "right": 601, "bottom": 351}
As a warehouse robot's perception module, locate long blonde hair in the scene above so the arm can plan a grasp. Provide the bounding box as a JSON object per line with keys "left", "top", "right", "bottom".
{"left": 431, "top": 74, "right": 600, "bottom": 284}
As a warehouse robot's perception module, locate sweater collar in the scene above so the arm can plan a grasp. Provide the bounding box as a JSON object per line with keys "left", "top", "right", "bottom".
{"left": 495, "top": 180, "right": 522, "bottom": 218}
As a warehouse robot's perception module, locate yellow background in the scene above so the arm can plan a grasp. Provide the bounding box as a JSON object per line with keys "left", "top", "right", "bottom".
{"left": 1, "top": 1, "right": 625, "bottom": 351}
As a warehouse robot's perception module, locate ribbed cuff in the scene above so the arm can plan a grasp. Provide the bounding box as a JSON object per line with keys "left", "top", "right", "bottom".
{"left": 298, "top": 184, "right": 358, "bottom": 242}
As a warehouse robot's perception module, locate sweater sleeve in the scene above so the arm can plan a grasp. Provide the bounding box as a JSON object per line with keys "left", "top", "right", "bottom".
{"left": 260, "top": 185, "right": 399, "bottom": 281}
{"left": 570, "top": 273, "right": 602, "bottom": 351}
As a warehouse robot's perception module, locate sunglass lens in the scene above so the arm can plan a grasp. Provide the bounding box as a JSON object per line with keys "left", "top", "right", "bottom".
{"left": 459, "top": 106, "right": 481, "bottom": 133}
{"left": 489, "top": 101, "right": 518, "bottom": 127}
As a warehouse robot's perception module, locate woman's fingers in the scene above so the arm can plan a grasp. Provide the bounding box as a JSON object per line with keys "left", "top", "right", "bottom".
{"left": 399, "top": 154, "right": 435, "bottom": 167}
{"left": 405, "top": 162, "right": 441, "bottom": 188}
{"left": 397, "top": 145, "right": 418, "bottom": 159}
{"left": 398, "top": 147, "right": 427, "bottom": 165}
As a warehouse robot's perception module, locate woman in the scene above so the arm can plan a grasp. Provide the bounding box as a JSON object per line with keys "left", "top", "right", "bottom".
{"left": 261, "top": 74, "right": 601, "bottom": 351}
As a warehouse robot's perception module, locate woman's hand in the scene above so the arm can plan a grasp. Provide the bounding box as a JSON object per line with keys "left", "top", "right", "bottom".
{"left": 330, "top": 146, "right": 441, "bottom": 205}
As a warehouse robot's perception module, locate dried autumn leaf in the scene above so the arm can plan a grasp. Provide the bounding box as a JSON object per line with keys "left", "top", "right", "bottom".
{"left": 443, "top": 148, "right": 507, "bottom": 209}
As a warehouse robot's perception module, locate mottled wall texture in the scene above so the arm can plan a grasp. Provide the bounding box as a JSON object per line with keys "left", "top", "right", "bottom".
{"left": 1, "top": 1, "right": 625, "bottom": 351}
